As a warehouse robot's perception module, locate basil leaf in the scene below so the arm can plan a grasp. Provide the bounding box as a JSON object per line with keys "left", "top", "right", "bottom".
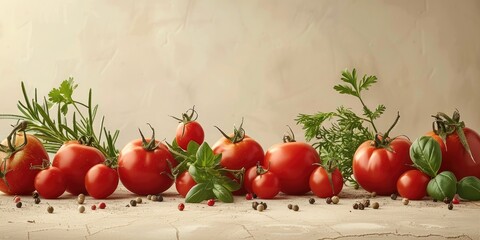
{"left": 185, "top": 182, "right": 212, "bottom": 203}
{"left": 427, "top": 171, "right": 457, "bottom": 201}
{"left": 410, "top": 136, "right": 442, "bottom": 177}
{"left": 196, "top": 142, "right": 216, "bottom": 167}
{"left": 218, "top": 175, "right": 241, "bottom": 192}
{"left": 213, "top": 183, "right": 234, "bottom": 203}
{"left": 186, "top": 141, "right": 200, "bottom": 157}
{"left": 457, "top": 176, "right": 480, "bottom": 201}
{"left": 188, "top": 165, "right": 209, "bottom": 183}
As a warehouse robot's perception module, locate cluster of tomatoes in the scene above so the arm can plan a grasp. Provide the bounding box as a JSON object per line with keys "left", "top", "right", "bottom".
{"left": 352, "top": 113, "right": 480, "bottom": 200}
{"left": 0, "top": 107, "right": 345, "bottom": 201}
{"left": 170, "top": 110, "right": 345, "bottom": 200}
{"left": 1, "top": 108, "right": 479, "bottom": 203}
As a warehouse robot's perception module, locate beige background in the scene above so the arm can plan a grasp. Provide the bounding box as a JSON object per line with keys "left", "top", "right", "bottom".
{"left": 0, "top": 0, "right": 479, "bottom": 151}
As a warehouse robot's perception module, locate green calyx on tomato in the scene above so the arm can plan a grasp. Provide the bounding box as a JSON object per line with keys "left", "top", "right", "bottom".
{"left": 138, "top": 123, "right": 160, "bottom": 152}
{"left": 432, "top": 110, "right": 476, "bottom": 163}
{"left": 214, "top": 118, "right": 246, "bottom": 144}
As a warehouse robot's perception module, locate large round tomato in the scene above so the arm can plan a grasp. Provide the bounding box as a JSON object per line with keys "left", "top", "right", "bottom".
{"left": 396, "top": 169, "right": 430, "bottom": 200}
{"left": 213, "top": 135, "right": 264, "bottom": 171}
{"left": 176, "top": 121, "right": 204, "bottom": 150}
{"left": 0, "top": 131, "right": 48, "bottom": 195}
{"left": 309, "top": 166, "right": 343, "bottom": 198}
{"left": 118, "top": 138, "right": 177, "bottom": 195}
{"left": 52, "top": 141, "right": 106, "bottom": 195}
{"left": 264, "top": 142, "right": 319, "bottom": 195}
{"left": 175, "top": 171, "right": 196, "bottom": 198}
{"left": 213, "top": 134, "right": 263, "bottom": 195}
{"left": 427, "top": 127, "right": 480, "bottom": 180}
{"left": 85, "top": 164, "right": 119, "bottom": 199}
{"left": 353, "top": 137, "right": 413, "bottom": 195}
{"left": 34, "top": 166, "right": 66, "bottom": 199}
{"left": 252, "top": 171, "right": 280, "bottom": 199}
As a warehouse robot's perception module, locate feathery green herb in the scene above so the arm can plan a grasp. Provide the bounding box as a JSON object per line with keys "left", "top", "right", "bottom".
{"left": 0, "top": 78, "right": 119, "bottom": 165}
{"left": 296, "top": 69, "right": 385, "bottom": 185}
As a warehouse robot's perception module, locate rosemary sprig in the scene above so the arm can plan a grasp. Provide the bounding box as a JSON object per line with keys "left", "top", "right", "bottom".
{"left": 0, "top": 79, "right": 119, "bottom": 165}
{"left": 296, "top": 69, "right": 385, "bottom": 185}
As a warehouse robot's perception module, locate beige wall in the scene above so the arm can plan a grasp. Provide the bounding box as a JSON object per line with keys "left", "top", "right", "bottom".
{"left": 0, "top": 0, "right": 479, "bottom": 150}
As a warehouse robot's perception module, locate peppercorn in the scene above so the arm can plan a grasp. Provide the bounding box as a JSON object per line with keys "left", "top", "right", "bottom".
{"left": 252, "top": 202, "right": 259, "bottom": 210}
{"left": 292, "top": 205, "right": 299, "bottom": 211}
{"left": 391, "top": 193, "right": 397, "bottom": 200}
{"left": 358, "top": 203, "right": 365, "bottom": 210}
{"left": 309, "top": 198, "right": 315, "bottom": 204}
{"left": 332, "top": 196, "right": 340, "bottom": 204}
{"left": 372, "top": 202, "right": 380, "bottom": 209}
{"left": 326, "top": 197, "right": 332, "bottom": 204}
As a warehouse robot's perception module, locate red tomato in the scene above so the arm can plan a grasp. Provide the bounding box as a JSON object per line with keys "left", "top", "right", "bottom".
{"left": 0, "top": 131, "right": 49, "bottom": 195}
{"left": 396, "top": 169, "right": 430, "bottom": 200}
{"left": 175, "top": 171, "right": 196, "bottom": 198}
{"left": 52, "top": 141, "right": 106, "bottom": 195}
{"left": 34, "top": 166, "right": 66, "bottom": 199}
{"left": 85, "top": 164, "right": 119, "bottom": 199}
{"left": 309, "top": 166, "right": 343, "bottom": 198}
{"left": 118, "top": 138, "right": 177, "bottom": 195}
{"left": 213, "top": 135, "right": 264, "bottom": 171}
{"left": 427, "top": 127, "right": 480, "bottom": 180}
{"left": 353, "top": 137, "right": 413, "bottom": 196}
{"left": 264, "top": 142, "right": 319, "bottom": 195}
{"left": 176, "top": 121, "right": 204, "bottom": 150}
{"left": 252, "top": 171, "right": 280, "bottom": 199}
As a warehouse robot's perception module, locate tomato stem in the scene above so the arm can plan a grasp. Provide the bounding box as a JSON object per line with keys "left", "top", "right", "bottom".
{"left": 170, "top": 106, "right": 199, "bottom": 137}
{"left": 214, "top": 118, "right": 246, "bottom": 144}
{"left": 282, "top": 126, "right": 296, "bottom": 143}
{"left": 432, "top": 110, "right": 476, "bottom": 163}
{"left": 0, "top": 121, "right": 30, "bottom": 190}
{"left": 138, "top": 123, "right": 160, "bottom": 151}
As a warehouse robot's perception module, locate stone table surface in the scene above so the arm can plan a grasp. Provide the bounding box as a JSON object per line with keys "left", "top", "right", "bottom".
{"left": 1, "top": 185, "right": 479, "bottom": 240}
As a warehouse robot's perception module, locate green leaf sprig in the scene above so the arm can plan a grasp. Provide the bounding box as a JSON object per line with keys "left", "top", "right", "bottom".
{"left": 409, "top": 136, "right": 442, "bottom": 178}
{"left": 167, "top": 141, "right": 242, "bottom": 203}
{"left": 0, "top": 79, "right": 119, "bottom": 165}
{"left": 296, "top": 69, "right": 388, "bottom": 185}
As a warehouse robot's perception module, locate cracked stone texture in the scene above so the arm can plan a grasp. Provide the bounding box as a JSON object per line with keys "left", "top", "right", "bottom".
{"left": 0, "top": 0, "right": 479, "bottom": 148}
{"left": 0, "top": 185, "right": 479, "bottom": 239}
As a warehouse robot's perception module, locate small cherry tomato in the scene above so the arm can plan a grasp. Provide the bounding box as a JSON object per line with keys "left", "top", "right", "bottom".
{"left": 34, "top": 166, "right": 67, "bottom": 199}
{"left": 396, "top": 169, "right": 430, "bottom": 200}
{"left": 173, "top": 107, "right": 205, "bottom": 150}
{"left": 85, "top": 164, "right": 119, "bottom": 199}
{"left": 252, "top": 171, "right": 280, "bottom": 199}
